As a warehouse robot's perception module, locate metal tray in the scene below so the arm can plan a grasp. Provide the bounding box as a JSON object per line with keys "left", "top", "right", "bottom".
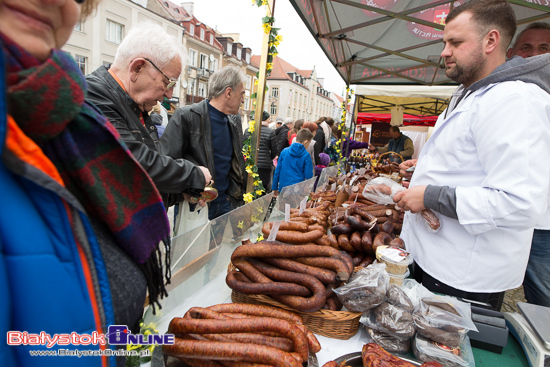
{"left": 333, "top": 351, "right": 422, "bottom": 366}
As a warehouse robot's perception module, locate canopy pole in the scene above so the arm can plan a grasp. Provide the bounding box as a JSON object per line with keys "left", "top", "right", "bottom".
{"left": 247, "top": 0, "right": 277, "bottom": 194}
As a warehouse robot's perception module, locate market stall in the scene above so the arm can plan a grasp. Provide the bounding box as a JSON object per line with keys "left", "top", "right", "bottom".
{"left": 141, "top": 167, "right": 545, "bottom": 366}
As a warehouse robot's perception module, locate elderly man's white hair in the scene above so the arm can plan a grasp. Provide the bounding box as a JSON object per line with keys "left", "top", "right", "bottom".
{"left": 113, "top": 22, "right": 186, "bottom": 69}
{"left": 285, "top": 117, "right": 294, "bottom": 125}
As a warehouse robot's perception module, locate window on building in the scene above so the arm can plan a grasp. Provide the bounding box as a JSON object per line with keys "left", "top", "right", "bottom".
{"left": 244, "top": 97, "right": 250, "bottom": 111}
{"left": 74, "top": 21, "right": 83, "bottom": 32}
{"left": 246, "top": 53, "right": 251, "bottom": 63}
{"left": 210, "top": 34, "right": 214, "bottom": 45}
{"left": 106, "top": 20, "right": 123, "bottom": 44}
{"left": 294, "top": 92, "right": 298, "bottom": 102}
{"left": 236, "top": 48, "right": 242, "bottom": 60}
{"left": 75, "top": 55, "right": 87, "bottom": 74}
{"left": 227, "top": 43, "right": 232, "bottom": 55}
{"left": 189, "top": 24, "right": 195, "bottom": 36}
{"left": 245, "top": 75, "right": 252, "bottom": 89}
{"left": 198, "top": 82, "right": 207, "bottom": 97}
{"left": 271, "top": 87, "right": 279, "bottom": 98}
{"left": 200, "top": 53, "right": 208, "bottom": 70}
{"left": 270, "top": 105, "right": 277, "bottom": 115}
{"left": 299, "top": 94, "right": 302, "bottom": 105}
{"left": 189, "top": 49, "right": 198, "bottom": 67}
{"left": 200, "top": 28, "right": 205, "bottom": 41}
{"left": 188, "top": 78, "right": 196, "bottom": 95}
{"left": 211, "top": 59, "right": 218, "bottom": 72}
{"left": 288, "top": 107, "right": 291, "bottom": 115}
{"left": 175, "top": 8, "right": 179, "bottom": 13}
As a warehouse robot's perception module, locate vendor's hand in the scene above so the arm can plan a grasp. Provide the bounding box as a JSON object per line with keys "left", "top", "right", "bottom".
{"left": 393, "top": 185, "right": 426, "bottom": 213}
{"left": 368, "top": 143, "right": 376, "bottom": 152}
{"left": 399, "top": 159, "right": 417, "bottom": 180}
{"left": 273, "top": 190, "right": 279, "bottom": 198}
{"left": 183, "top": 193, "right": 207, "bottom": 207}
{"left": 198, "top": 166, "right": 212, "bottom": 187}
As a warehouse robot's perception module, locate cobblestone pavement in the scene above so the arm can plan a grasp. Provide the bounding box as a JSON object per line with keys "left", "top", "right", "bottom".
{"left": 502, "top": 286, "right": 527, "bottom": 312}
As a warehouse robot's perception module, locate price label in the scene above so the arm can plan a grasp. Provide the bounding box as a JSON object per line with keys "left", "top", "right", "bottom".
{"left": 285, "top": 204, "right": 291, "bottom": 222}
{"left": 350, "top": 175, "right": 359, "bottom": 186}
{"left": 299, "top": 197, "right": 307, "bottom": 214}
{"left": 267, "top": 221, "right": 281, "bottom": 242}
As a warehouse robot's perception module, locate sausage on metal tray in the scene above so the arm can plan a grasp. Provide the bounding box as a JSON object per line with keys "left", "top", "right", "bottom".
{"left": 163, "top": 339, "right": 302, "bottom": 367}
{"left": 167, "top": 317, "right": 308, "bottom": 363}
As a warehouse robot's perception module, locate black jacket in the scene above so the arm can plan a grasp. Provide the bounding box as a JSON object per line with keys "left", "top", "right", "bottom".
{"left": 161, "top": 99, "right": 246, "bottom": 207}
{"left": 313, "top": 128, "right": 326, "bottom": 166}
{"left": 276, "top": 124, "right": 291, "bottom": 156}
{"left": 244, "top": 123, "right": 277, "bottom": 169}
{"left": 85, "top": 66, "right": 205, "bottom": 205}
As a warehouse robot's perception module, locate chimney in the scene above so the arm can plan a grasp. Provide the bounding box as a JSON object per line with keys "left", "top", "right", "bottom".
{"left": 181, "top": 2, "right": 194, "bottom": 16}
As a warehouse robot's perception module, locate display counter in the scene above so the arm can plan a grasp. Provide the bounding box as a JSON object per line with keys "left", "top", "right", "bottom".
{"left": 147, "top": 173, "right": 529, "bottom": 366}
{"left": 146, "top": 271, "right": 529, "bottom": 366}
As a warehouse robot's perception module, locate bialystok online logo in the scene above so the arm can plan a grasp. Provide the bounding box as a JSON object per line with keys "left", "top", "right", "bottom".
{"left": 7, "top": 325, "right": 174, "bottom": 357}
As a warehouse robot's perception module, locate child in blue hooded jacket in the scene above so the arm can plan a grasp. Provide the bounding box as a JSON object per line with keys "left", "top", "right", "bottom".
{"left": 272, "top": 128, "right": 314, "bottom": 196}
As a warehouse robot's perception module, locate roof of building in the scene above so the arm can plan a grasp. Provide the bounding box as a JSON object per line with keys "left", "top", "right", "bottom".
{"left": 156, "top": 0, "right": 191, "bottom": 21}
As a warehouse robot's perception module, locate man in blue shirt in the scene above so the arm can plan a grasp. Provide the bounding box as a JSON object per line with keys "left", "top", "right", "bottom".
{"left": 162, "top": 66, "right": 247, "bottom": 220}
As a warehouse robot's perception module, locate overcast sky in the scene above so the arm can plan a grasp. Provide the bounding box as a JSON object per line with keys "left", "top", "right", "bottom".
{"left": 190, "top": 0, "right": 347, "bottom": 96}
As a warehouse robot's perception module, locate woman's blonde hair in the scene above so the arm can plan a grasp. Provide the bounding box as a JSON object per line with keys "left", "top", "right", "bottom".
{"left": 80, "top": 0, "right": 101, "bottom": 21}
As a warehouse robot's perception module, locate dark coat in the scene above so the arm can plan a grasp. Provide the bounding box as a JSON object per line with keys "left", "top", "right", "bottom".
{"left": 161, "top": 99, "right": 247, "bottom": 207}
{"left": 244, "top": 123, "right": 277, "bottom": 169}
{"left": 276, "top": 124, "right": 291, "bottom": 156}
{"left": 85, "top": 66, "right": 205, "bottom": 205}
{"left": 313, "top": 128, "right": 326, "bottom": 166}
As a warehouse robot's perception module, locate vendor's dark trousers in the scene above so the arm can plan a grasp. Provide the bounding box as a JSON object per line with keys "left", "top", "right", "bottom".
{"left": 412, "top": 263, "right": 505, "bottom": 311}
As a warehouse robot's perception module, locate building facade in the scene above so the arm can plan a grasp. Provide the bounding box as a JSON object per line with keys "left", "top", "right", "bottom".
{"left": 63, "top": 0, "right": 185, "bottom": 110}
{"left": 251, "top": 56, "right": 337, "bottom": 122}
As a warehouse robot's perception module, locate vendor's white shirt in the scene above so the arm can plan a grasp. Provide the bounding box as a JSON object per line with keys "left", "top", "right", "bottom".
{"left": 401, "top": 81, "right": 550, "bottom": 293}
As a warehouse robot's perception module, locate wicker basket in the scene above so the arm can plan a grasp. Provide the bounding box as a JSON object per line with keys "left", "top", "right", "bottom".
{"left": 227, "top": 264, "right": 362, "bottom": 340}
{"left": 373, "top": 151, "right": 403, "bottom": 181}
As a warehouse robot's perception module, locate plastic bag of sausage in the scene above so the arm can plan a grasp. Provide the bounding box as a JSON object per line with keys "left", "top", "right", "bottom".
{"left": 333, "top": 262, "right": 389, "bottom": 312}
{"left": 361, "top": 177, "right": 405, "bottom": 205}
{"left": 412, "top": 296, "right": 478, "bottom": 348}
{"left": 360, "top": 301, "right": 416, "bottom": 340}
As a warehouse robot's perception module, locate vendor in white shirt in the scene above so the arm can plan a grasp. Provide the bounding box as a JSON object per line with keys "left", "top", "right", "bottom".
{"left": 394, "top": 0, "right": 550, "bottom": 310}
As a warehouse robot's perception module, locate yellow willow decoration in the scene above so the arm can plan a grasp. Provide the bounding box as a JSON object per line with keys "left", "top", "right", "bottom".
{"left": 241, "top": 0, "right": 282, "bottom": 203}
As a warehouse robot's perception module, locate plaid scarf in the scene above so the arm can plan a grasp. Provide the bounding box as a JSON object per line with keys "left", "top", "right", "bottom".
{"left": 2, "top": 33, "right": 171, "bottom": 310}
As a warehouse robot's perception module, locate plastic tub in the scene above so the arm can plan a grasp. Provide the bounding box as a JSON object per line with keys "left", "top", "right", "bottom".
{"left": 388, "top": 268, "right": 410, "bottom": 286}
{"left": 376, "top": 246, "right": 413, "bottom": 275}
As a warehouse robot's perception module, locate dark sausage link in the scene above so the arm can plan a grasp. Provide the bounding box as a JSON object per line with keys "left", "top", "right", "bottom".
{"left": 163, "top": 339, "right": 302, "bottom": 367}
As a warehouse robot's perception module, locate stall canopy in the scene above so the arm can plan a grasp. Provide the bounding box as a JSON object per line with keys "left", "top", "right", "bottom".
{"left": 354, "top": 84, "right": 456, "bottom": 116}
{"left": 357, "top": 112, "right": 438, "bottom": 125}
{"left": 289, "top": 0, "right": 550, "bottom": 86}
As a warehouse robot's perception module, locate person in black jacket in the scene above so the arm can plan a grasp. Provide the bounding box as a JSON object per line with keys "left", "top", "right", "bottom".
{"left": 313, "top": 117, "right": 327, "bottom": 166}
{"left": 85, "top": 23, "right": 211, "bottom": 208}
{"left": 244, "top": 111, "right": 277, "bottom": 193}
{"left": 161, "top": 65, "right": 247, "bottom": 220}
{"left": 276, "top": 117, "right": 294, "bottom": 156}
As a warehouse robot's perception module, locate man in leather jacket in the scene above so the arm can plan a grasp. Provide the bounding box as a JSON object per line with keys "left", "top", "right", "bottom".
{"left": 161, "top": 65, "right": 247, "bottom": 220}
{"left": 85, "top": 23, "right": 211, "bottom": 207}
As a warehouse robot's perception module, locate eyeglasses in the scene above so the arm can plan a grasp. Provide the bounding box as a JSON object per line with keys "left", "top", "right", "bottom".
{"left": 144, "top": 58, "right": 178, "bottom": 89}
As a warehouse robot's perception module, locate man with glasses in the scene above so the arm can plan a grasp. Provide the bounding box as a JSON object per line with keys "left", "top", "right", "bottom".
{"left": 86, "top": 22, "right": 211, "bottom": 207}
{"left": 162, "top": 65, "right": 247, "bottom": 221}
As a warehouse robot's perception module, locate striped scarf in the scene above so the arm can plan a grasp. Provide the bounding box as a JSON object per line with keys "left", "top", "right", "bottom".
{"left": 2, "top": 33, "right": 171, "bottom": 310}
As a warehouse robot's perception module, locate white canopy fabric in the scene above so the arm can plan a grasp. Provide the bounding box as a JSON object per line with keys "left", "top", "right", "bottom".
{"left": 353, "top": 85, "right": 456, "bottom": 99}
{"left": 289, "top": 0, "right": 550, "bottom": 86}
